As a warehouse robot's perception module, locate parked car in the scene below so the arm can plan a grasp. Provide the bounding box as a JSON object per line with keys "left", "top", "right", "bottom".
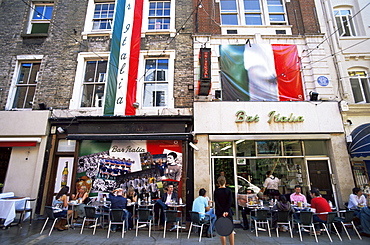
{"left": 237, "top": 176, "right": 260, "bottom": 194}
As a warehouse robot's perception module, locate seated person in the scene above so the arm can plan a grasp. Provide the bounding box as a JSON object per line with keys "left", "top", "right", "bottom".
{"left": 239, "top": 189, "right": 258, "bottom": 230}
{"left": 53, "top": 186, "right": 72, "bottom": 231}
{"left": 271, "top": 195, "right": 294, "bottom": 230}
{"left": 290, "top": 185, "right": 307, "bottom": 205}
{"left": 192, "top": 188, "right": 216, "bottom": 238}
{"left": 108, "top": 188, "right": 130, "bottom": 232}
{"left": 359, "top": 203, "right": 370, "bottom": 237}
{"left": 310, "top": 188, "right": 332, "bottom": 234}
{"left": 154, "top": 184, "right": 178, "bottom": 226}
{"left": 71, "top": 186, "right": 90, "bottom": 219}
{"left": 348, "top": 187, "right": 366, "bottom": 216}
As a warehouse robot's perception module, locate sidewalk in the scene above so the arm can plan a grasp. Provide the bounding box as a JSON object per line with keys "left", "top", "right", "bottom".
{"left": 1, "top": 218, "right": 369, "bottom": 245}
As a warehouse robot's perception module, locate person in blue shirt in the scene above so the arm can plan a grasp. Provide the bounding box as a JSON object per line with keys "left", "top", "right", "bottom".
{"left": 192, "top": 188, "right": 216, "bottom": 238}
{"left": 108, "top": 188, "right": 130, "bottom": 232}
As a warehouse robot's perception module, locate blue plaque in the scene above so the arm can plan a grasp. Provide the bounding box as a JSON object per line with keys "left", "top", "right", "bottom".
{"left": 317, "top": 76, "right": 329, "bottom": 86}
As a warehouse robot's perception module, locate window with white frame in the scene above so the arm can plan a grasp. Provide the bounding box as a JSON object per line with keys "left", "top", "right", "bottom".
{"left": 219, "top": 0, "right": 287, "bottom": 26}
{"left": 12, "top": 62, "right": 40, "bottom": 109}
{"left": 27, "top": 3, "right": 53, "bottom": 34}
{"left": 349, "top": 70, "right": 370, "bottom": 103}
{"left": 83, "top": 0, "right": 115, "bottom": 36}
{"left": 80, "top": 60, "right": 108, "bottom": 107}
{"left": 92, "top": 2, "right": 115, "bottom": 30}
{"left": 70, "top": 53, "right": 109, "bottom": 109}
{"left": 334, "top": 8, "right": 356, "bottom": 37}
{"left": 148, "top": 1, "right": 171, "bottom": 30}
{"left": 143, "top": 58, "right": 169, "bottom": 107}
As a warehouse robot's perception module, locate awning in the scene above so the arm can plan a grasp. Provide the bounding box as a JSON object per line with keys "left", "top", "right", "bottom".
{"left": 66, "top": 133, "right": 192, "bottom": 141}
{"left": 348, "top": 123, "right": 370, "bottom": 157}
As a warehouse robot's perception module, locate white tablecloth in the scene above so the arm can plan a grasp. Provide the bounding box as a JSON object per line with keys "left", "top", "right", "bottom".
{"left": 0, "top": 197, "right": 30, "bottom": 226}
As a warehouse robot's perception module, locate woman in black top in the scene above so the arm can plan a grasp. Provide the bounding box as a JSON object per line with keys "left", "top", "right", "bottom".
{"left": 214, "top": 176, "right": 235, "bottom": 245}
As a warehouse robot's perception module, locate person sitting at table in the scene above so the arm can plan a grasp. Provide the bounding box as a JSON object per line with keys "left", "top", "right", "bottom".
{"left": 290, "top": 185, "right": 307, "bottom": 205}
{"left": 192, "top": 188, "right": 216, "bottom": 238}
{"left": 348, "top": 187, "right": 366, "bottom": 214}
{"left": 359, "top": 201, "right": 370, "bottom": 237}
{"left": 310, "top": 188, "right": 332, "bottom": 235}
{"left": 126, "top": 186, "right": 137, "bottom": 229}
{"left": 108, "top": 188, "right": 130, "bottom": 232}
{"left": 53, "top": 186, "right": 72, "bottom": 231}
{"left": 71, "top": 186, "right": 90, "bottom": 219}
{"left": 240, "top": 188, "right": 258, "bottom": 230}
{"left": 154, "top": 184, "right": 178, "bottom": 227}
{"left": 271, "top": 195, "right": 294, "bottom": 231}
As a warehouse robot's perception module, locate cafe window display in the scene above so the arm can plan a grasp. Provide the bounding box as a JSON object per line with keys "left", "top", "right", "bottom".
{"left": 212, "top": 140, "right": 328, "bottom": 201}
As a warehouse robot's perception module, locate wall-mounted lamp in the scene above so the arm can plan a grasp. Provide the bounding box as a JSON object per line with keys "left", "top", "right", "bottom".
{"left": 57, "top": 127, "right": 65, "bottom": 134}
{"left": 346, "top": 119, "right": 353, "bottom": 125}
{"left": 215, "top": 90, "right": 222, "bottom": 99}
{"left": 189, "top": 142, "right": 199, "bottom": 151}
{"left": 309, "top": 91, "right": 319, "bottom": 101}
{"left": 188, "top": 84, "right": 194, "bottom": 91}
{"left": 133, "top": 102, "right": 140, "bottom": 109}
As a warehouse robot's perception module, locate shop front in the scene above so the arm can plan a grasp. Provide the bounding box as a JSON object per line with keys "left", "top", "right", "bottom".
{"left": 40, "top": 115, "right": 194, "bottom": 215}
{"left": 193, "top": 101, "right": 354, "bottom": 221}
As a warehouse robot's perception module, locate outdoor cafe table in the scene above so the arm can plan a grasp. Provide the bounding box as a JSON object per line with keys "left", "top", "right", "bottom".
{"left": 167, "top": 203, "right": 186, "bottom": 230}
{"left": 0, "top": 196, "right": 30, "bottom": 227}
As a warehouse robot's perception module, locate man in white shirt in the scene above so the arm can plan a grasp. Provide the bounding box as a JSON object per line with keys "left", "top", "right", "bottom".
{"left": 348, "top": 187, "right": 367, "bottom": 218}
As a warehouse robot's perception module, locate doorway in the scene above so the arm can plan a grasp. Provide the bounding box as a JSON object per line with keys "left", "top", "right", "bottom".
{"left": 0, "top": 147, "right": 11, "bottom": 189}
{"left": 307, "top": 160, "right": 335, "bottom": 204}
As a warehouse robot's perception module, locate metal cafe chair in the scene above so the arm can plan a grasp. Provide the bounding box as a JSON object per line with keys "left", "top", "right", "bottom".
{"left": 135, "top": 208, "right": 153, "bottom": 237}
{"left": 293, "top": 211, "right": 318, "bottom": 243}
{"left": 163, "top": 210, "right": 182, "bottom": 239}
{"left": 39, "top": 206, "right": 68, "bottom": 236}
{"left": 318, "top": 211, "right": 342, "bottom": 242}
{"left": 107, "top": 209, "right": 126, "bottom": 238}
{"left": 334, "top": 210, "right": 362, "bottom": 240}
{"left": 275, "top": 210, "right": 293, "bottom": 238}
{"left": 16, "top": 198, "right": 37, "bottom": 228}
{"left": 251, "top": 209, "right": 271, "bottom": 237}
{"left": 188, "top": 211, "right": 212, "bottom": 242}
{"left": 80, "top": 206, "right": 101, "bottom": 235}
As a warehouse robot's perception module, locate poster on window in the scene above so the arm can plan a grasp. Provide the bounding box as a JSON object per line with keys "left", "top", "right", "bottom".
{"left": 54, "top": 157, "right": 75, "bottom": 193}
{"left": 75, "top": 140, "right": 182, "bottom": 199}
{"left": 219, "top": 44, "right": 304, "bottom": 101}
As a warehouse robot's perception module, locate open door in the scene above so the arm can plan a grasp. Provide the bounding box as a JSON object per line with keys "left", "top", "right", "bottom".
{"left": 307, "top": 160, "right": 335, "bottom": 205}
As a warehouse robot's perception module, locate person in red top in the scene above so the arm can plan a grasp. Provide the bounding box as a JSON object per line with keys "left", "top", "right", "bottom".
{"left": 310, "top": 188, "right": 332, "bottom": 222}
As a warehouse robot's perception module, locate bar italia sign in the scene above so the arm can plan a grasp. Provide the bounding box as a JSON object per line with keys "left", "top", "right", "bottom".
{"left": 235, "top": 110, "right": 304, "bottom": 123}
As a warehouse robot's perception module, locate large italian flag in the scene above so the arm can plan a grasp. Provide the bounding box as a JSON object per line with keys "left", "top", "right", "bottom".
{"left": 104, "top": 0, "right": 144, "bottom": 116}
{"left": 220, "top": 44, "right": 304, "bottom": 101}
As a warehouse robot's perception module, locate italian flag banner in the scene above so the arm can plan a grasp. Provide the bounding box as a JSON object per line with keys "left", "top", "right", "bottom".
{"left": 104, "top": 0, "right": 144, "bottom": 116}
{"left": 220, "top": 44, "right": 304, "bottom": 101}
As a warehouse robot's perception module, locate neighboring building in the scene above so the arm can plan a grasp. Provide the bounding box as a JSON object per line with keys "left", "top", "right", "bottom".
{"left": 191, "top": 0, "right": 356, "bottom": 222}
{"left": 317, "top": 0, "right": 370, "bottom": 190}
{"left": 0, "top": 0, "right": 195, "bottom": 215}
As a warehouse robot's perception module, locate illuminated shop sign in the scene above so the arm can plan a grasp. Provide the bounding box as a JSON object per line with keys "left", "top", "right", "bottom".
{"left": 235, "top": 110, "right": 304, "bottom": 123}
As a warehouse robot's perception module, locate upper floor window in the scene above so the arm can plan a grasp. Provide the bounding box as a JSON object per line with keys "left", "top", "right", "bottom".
{"left": 220, "top": 0, "right": 287, "bottom": 26}
{"left": 334, "top": 9, "right": 356, "bottom": 36}
{"left": 12, "top": 62, "right": 40, "bottom": 109}
{"left": 81, "top": 60, "right": 107, "bottom": 107}
{"left": 93, "top": 3, "right": 115, "bottom": 30}
{"left": 70, "top": 52, "right": 109, "bottom": 109}
{"left": 148, "top": 1, "right": 171, "bottom": 30}
{"left": 27, "top": 3, "right": 53, "bottom": 34}
{"left": 349, "top": 70, "right": 370, "bottom": 103}
{"left": 143, "top": 58, "right": 169, "bottom": 107}
{"left": 83, "top": 0, "right": 115, "bottom": 37}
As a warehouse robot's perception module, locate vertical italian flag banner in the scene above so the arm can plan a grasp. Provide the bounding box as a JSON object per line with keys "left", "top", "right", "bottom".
{"left": 219, "top": 44, "right": 304, "bottom": 101}
{"left": 104, "top": 0, "right": 144, "bottom": 116}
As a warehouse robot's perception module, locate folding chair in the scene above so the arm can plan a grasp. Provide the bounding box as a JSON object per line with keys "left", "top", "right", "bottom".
{"left": 275, "top": 210, "right": 293, "bottom": 238}
{"left": 293, "top": 211, "right": 318, "bottom": 243}
{"left": 136, "top": 208, "right": 153, "bottom": 237}
{"left": 163, "top": 210, "right": 182, "bottom": 238}
{"left": 334, "top": 210, "right": 362, "bottom": 240}
{"left": 319, "top": 211, "right": 342, "bottom": 242}
{"left": 107, "top": 209, "right": 126, "bottom": 238}
{"left": 39, "top": 206, "right": 67, "bottom": 236}
{"left": 188, "top": 211, "right": 212, "bottom": 242}
{"left": 16, "top": 198, "right": 37, "bottom": 228}
{"left": 80, "top": 206, "right": 101, "bottom": 235}
{"left": 251, "top": 209, "right": 271, "bottom": 237}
